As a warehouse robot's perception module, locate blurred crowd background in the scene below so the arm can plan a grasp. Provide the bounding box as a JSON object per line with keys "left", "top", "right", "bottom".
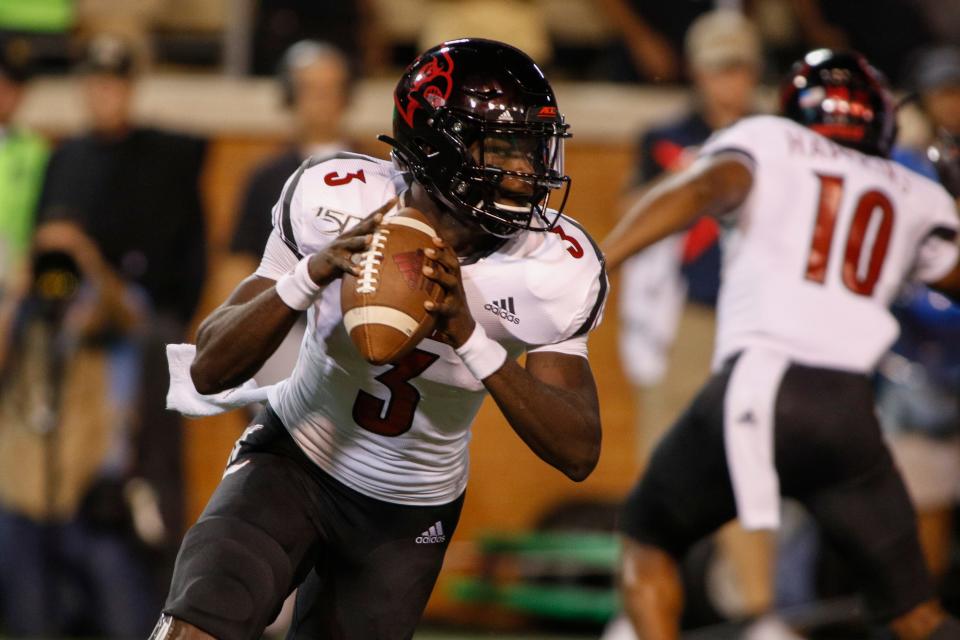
{"left": 0, "top": 0, "right": 959, "bottom": 638}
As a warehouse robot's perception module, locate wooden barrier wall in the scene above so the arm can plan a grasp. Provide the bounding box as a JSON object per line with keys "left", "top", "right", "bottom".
{"left": 188, "top": 137, "right": 640, "bottom": 618}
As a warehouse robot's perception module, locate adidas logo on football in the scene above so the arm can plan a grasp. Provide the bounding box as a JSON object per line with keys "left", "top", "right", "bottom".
{"left": 416, "top": 521, "right": 446, "bottom": 544}
{"left": 484, "top": 297, "right": 520, "bottom": 325}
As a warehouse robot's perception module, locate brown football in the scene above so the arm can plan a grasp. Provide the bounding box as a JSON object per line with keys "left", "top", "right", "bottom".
{"left": 341, "top": 207, "right": 444, "bottom": 365}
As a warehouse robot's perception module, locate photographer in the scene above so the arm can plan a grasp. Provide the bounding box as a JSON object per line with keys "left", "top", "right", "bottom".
{"left": 0, "top": 222, "right": 157, "bottom": 637}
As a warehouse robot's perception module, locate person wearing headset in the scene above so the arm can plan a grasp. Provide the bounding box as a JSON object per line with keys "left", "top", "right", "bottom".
{"left": 226, "top": 40, "right": 356, "bottom": 386}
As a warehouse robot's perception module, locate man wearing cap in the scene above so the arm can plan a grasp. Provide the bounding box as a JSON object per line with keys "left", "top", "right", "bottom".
{"left": 615, "top": 8, "right": 771, "bottom": 618}
{"left": 36, "top": 33, "right": 208, "bottom": 592}
{"left": 224, "top": 41, "right": 355, "bottom": 388}
{"left": 0, "top": 38, "right": 48, "bottom": 328}
{"left": 620, "top": 8, "right": 761, "bottom": 465}
{"left": 896, "top": 46, "right": 960, "bottom": 180}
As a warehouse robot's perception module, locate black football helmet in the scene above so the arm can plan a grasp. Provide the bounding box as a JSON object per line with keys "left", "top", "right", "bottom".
{"left": 379, "top": 38, "right": 571, "bottom": 237}
{"left": 781, "top": 49, "right": 897, "bottom": 157}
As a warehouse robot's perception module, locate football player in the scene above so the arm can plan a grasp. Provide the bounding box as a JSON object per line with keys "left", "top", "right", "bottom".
{"left": 603, "top": 50, "right": 960, "bottom": 639}
{"left": 150, "top": 39, "right": 606, "bottom": 640}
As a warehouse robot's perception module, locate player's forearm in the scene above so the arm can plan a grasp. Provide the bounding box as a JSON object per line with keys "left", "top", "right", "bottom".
{"left": 484, "top": 359, "right": 601, "bottom": 482}
{"left": 191, "top": 285, "right": 301, "bottom": 394}
{"left": 602, "top": 172, "right": 714, "bottom": 271}
{"left": 602, "top": 158, "right": 752, "bottom": 271}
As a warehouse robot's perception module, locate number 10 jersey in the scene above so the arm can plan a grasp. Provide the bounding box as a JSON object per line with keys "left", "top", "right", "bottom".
{"left": 699, "top": 116, "right": 959, "bottom": 374}
{"left": 254, "top": 153, "right": 607, "bottom": 506}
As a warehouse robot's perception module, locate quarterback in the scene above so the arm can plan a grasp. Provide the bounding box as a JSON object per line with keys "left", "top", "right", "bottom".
{"left": 150, "top": 39, "right": 606, "bottom": 640}
{"left": 605, "top": 51, "right": 960, "bottom": 639}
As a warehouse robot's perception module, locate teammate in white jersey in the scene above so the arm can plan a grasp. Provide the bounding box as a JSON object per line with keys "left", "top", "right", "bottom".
{"left": 605, "top": 51, "right": 960, "bottom": 639}
{"left": 150, "top": 39, "right": 606, "bottom": 640}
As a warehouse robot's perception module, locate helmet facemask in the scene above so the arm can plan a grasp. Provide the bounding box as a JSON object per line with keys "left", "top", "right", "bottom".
{"left": 383, "top": 95, "right": 571, "bottom": 238}
{"left": 449, "top": 111, "right": 570, "bottom": 237}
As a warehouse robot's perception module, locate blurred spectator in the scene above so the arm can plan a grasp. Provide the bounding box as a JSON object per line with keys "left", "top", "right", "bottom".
{"left": 0, "top": 38, "right": 48, "bottom": 360}
{"left": 75, "top": 0, "right": 160, "bottom": 65}
{"left": 418, "top": 0, "right": 551, "bottom": 65}
{"left": 876, "top": 285, "right": 960, "bottom": 582}
{"left": 251, "top": 0, "right": 384, "bottom": 75}
{"left": 790, "top": 0, "right": 931, "bottom": 83}
{"left": 616, "top": 8, "right": 773, "bottom": 620}
{"left": 0, "top": 0, "right": 73, "bottom": 33}
{"left": 0, "top": 222, "right": 156, "bottom": 637}
{"left": 893, "top": 46, "right": 960, "bottom": 202}
{"left": 231, "top": 41, "right": 353, "bottom": 265}
{"left": 619, "top": 9, "right": 760, "bottom": 454}
{"left": 914, "top": 47, "right": 960, "bottom": 144}
{"left": 596, "top": 0, "right": 729, "bottom": 83}
{"left": 227, "top": 40, "right": 353, "bottom": 385}
{"left": 36, "top": 33, "right": 207, "bottom": 591}
{"left": 876, "top": 49, "right": 960, "bottom": 583}
{"left": 909, "top": 0, "right": 960, "bottom": 46}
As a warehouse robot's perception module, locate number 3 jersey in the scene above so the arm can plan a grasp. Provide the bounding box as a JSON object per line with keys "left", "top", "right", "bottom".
{"left": 699, "top": 115, "right": 959, "bottom": 373}
{"left": 254, "top": 153, "right": 607, "bottom": 506}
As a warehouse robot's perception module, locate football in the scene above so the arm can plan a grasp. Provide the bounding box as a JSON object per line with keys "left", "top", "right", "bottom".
{"left": 341, "top": 207, "right": 444, "bottom": 366}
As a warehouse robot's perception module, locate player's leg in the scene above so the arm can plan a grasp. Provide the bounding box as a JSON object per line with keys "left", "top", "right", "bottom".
{"left": 151, "top": 408, "right": 325, "bottom": 640}
{"left": 620, "top": 538, "right": 683, "bottom": 640}
{"left": 803, "top": 461, "right": 956, "bottom": 639}
{"left": 774, "top": 365, "right": 957, "bottom": 639}
{"left": 619, "top": 368, "right": 739, "bottom": 640}
{"left": 286, "top": 487, "right": 466, "bottom": 640}
{"left": 713, "top": 523, "right": 774, "bottom": 615}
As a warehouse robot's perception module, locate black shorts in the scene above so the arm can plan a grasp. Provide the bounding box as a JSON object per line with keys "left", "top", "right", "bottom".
{"left": 620, "top": 357, "right": 934, "bottom": 623}
{"left": 163, "top": 406, "right": 464, "bottom": 640}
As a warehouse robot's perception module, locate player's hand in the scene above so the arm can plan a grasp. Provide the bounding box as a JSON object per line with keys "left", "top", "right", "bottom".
{"left": 422, "top": 237, "right": 476, "bottom": 348}
{"left": 307, "top": 197, "right": 395, "bottom": 286}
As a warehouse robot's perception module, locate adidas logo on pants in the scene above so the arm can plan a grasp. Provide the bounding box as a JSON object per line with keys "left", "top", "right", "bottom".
{"left": 416, "top": 521, "right": 446, "bottom": 544}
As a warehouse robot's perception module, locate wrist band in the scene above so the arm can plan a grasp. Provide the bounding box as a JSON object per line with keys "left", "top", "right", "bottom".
{"left": 275, "top": 256, "right": 323, "bottom": 311}
{"left": 455, "top": 324, "right": 508, "bottom": 381}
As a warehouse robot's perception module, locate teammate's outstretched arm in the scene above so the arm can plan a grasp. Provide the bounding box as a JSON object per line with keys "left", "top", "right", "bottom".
{"left": 601, "top": 156, "right": 753, "bottom": 272}
{"left": 190, "top": 202, "right": 390, "bottom": 394}
{"left": 423, "top": 237, "right": 601, "bottom": 482}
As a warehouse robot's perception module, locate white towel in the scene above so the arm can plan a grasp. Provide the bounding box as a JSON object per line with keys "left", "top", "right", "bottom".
{"left": 166, "top": 344, "right": 275, "bottom": 418}
{"left": 723, "top": 347, "right": 789, "bottom": 530}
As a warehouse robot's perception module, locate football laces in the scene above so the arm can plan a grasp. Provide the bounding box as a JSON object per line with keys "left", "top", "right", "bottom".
{"left": 356, "top": 228, "right": 390, "bottom": 294}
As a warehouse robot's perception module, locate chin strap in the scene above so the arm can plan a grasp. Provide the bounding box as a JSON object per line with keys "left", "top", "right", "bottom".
{"left": 377, "top": 134, "right": 434, "bottom": 189}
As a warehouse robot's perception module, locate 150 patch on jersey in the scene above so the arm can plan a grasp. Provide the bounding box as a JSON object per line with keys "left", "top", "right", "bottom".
{"left": 315, "top": 207, "right": 363, "bottom": 235}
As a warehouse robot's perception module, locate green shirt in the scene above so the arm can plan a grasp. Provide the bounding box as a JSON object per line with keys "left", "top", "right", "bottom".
{"left": 0, "top": 0, "right": 73, "bottom": 33}
{"left": 0, "top": 129, "right": 48, "bottom": 281}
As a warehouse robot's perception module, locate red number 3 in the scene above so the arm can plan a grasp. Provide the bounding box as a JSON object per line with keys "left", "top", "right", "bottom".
{"left": 550, "top": 225, "right": 584, "bottom": 258}
{"left": 352, "top": 348, "right": 439, "bottom": 437}
{"left": 324, "top": 169, "right": 366, "bottom": 187}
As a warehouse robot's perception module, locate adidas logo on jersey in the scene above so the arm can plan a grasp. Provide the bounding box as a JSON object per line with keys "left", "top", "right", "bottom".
{"left": 416, "top": 521, "right": 446, "bottom": 544}
{"left": 484, "top": 297, "right": 520, "bottom": 324}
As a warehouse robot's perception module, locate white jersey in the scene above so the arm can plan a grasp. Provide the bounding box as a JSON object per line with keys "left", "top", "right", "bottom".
{"left": 254, "top": 152, "right": 607, "bottom": 506}
{"left": 699, "top": 116, "right": 959, "bottom": 373}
